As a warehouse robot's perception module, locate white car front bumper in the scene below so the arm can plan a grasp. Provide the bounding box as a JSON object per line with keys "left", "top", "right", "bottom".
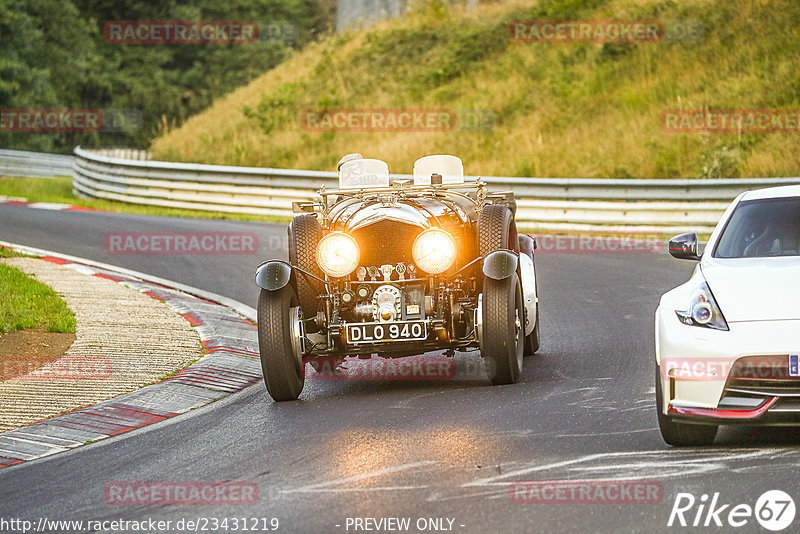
{"left": 656, "top": 308, "right": 800, "bottom": 423}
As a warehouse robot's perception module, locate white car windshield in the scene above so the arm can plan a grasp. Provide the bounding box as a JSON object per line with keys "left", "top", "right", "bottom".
{"left": 413, "top": 155, "right": 464, "bottom": 185}
{"left": 338, "top": 158, "right": 390, "bottom": 189}
{"left": 714, "top": 197, "right": 800, "bottom": 258}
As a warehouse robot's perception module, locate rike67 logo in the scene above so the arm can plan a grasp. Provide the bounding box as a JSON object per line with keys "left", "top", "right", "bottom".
{"left": 668, "top": 490, "right": 795, "bottom": 531}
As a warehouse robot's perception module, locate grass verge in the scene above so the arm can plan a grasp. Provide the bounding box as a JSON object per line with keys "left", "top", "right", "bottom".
{"left": 0, "top": 246, "right": 38, "bottom": 259}
{"left": 0, "top": 262, "right": 76, "bottom": 333}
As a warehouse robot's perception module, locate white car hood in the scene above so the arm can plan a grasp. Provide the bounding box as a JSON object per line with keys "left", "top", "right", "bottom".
{"left": 701, "top": 257, "right": 800, "bottom": 322}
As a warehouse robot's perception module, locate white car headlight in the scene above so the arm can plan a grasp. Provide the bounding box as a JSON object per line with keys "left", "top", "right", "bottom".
{"left": 316, "top": 232, "right": 360, "bottom": 278}
{"left": 412, "top": 228, "right": 456, "bottom": 274}
{"left": 675, "top": 281, "right": 729, "bottom": 331}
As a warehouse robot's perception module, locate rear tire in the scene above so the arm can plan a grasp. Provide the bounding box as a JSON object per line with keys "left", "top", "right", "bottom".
{"left": 258, "top": 287, "right": 304, "bottom": 402}
{"left": 482, "top": 272, "right": 524, "bottom": 385}
{"left": 524, "top": 307, "right": 540, "bottom": 356}
{"left": 289, "top": 215, "right": 323, "bottom": 329}
{"left": 655, "top": 365, "right": 718, "bottom": 446}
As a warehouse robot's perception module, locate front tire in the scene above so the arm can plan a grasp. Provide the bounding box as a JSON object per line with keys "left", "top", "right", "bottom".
{"left": 478, "top": 204, "right": 516, "bottom": 256}
{"left": 258, "top": 287, "right": 305, "bottom": 401}
{"left": 655, "top": 365, "right": 718, "bottom": 446}
{"left": 482, "top": 271, "right": 524, "bottom": 385}
{"left": 289, "top": 214, "right": 323, "bottom": 328}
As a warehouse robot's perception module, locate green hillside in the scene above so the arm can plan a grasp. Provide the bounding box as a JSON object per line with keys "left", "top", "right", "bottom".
{"left": 152, "top": 0, "right": 800, "bottom": 178}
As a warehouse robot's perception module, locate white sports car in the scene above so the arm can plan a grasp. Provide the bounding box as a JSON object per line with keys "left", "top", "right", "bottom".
{"left": 655, "top": 185, "right": 800, "bottom": 446}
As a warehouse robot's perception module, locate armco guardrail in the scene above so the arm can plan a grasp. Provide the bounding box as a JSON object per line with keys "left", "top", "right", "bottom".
{"left": 0, "top": 149, "right": 74, "bottom": 178}
{"left": 72, "top": 146, "right": 800, "bottom": 232}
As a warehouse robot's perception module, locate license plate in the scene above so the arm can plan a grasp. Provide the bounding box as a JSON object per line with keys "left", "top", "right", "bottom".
{"left": 346, "top": 321, "right": 427, "bottom": 345}
{"left": 790, "top": 355, "right": 799, "bottom": 377}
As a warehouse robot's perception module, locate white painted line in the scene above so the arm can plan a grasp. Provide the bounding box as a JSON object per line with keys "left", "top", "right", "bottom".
{"left": 63, "top": 263, "right": 97, "bottom": 275}
{"left": 463, "top": 449, "right": 781, "bottom": 487}
{"left": 27, "top": 202, "right": 73, "bottom": 210}
{"left": 8, "top": 431, "right": 83, "bottom": 447}
{"left": 0, "top": 449, "right": 36, "bottom": 461}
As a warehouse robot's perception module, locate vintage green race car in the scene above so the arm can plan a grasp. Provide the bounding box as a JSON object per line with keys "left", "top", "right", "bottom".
{"left": 255, "top": 154, "right": 540, "bottom": 401}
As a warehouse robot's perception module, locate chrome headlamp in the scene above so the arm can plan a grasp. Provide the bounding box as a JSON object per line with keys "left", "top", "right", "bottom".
{"left": 412, "top": 228, "right": 456, "bottom": 274}
{"left": 316, "top": 232, "right": 360, "bottom": 278}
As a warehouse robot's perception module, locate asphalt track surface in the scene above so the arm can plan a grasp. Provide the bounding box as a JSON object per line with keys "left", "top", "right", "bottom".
{"left": 1, "top": 204, "right": 800, "bottom": 534}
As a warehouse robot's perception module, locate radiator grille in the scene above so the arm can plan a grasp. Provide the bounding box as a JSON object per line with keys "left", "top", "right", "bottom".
{"left": 723, "top": 356, "right": 800, "bottom": 396}
{"left": 351, "top": 220, "right": 421, "bottom": 267}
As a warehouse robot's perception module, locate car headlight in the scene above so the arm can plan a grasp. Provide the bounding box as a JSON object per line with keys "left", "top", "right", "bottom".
{"left": 412, "top": 228, "right": 456, "bottom": 274}
{"left": 316, "top": 232, "right": 359, "bottom": 278}
{"left": 675, "top": 281, "right": 729, "bottom": 331}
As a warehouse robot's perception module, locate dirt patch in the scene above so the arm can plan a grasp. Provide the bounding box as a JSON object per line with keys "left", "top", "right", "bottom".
{"left": 0, "top": 329, "right": 76, "bottom": 380}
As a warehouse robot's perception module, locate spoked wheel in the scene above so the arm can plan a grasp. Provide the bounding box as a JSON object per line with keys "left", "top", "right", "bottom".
{"left": 481, "top": 271, "right": 524, "bottom": 385}
{"left": 655, "top": 365, "right": 718, "bottom": 446}
{"left": 258, "top": 287, "right": 305, "bottom": 401}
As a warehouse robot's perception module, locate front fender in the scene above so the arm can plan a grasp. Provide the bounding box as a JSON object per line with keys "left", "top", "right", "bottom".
{"left": 482, "top": 250, "right": 518, "bottom": 281}
{"left": 519, "top": 253, "right": 537, "bottom": 336}
{"left": 255, "top": 260, "right": 292, "bottom": 291}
